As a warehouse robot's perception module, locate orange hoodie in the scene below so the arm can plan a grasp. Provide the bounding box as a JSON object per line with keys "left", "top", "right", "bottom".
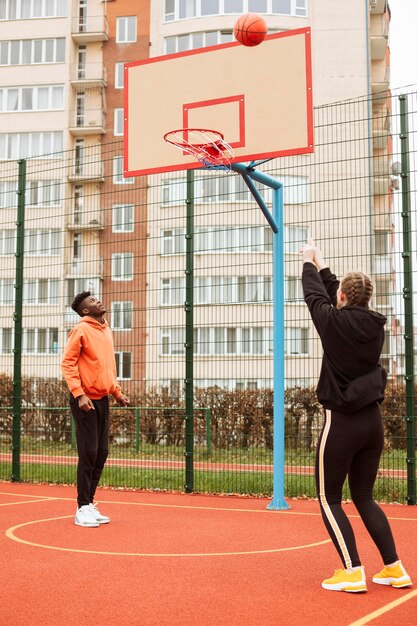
{"left": 61, "top": 316, "right": 122, "bottom": 400}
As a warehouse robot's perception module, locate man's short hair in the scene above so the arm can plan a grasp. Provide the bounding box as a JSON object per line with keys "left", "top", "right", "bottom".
{"left": 71, "top": 291, "right": 91, "bottom": 317}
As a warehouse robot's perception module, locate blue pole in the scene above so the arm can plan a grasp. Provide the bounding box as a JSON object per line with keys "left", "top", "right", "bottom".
{"left": 267, "top": 184, "right": 289, "bottom": 510}
{"left": 230, "top": 163, "right": 289, "bottom": 510}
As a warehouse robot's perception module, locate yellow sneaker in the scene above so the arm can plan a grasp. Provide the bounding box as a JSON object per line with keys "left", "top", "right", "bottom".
{"left": 372, "top": 561, "right": 412, "bottom": 589}
{"left": 322, "top": 567, "right": 367, "bottom": 593}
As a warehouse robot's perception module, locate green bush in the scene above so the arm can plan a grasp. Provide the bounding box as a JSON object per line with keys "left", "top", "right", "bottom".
{"left": 0, "top": 375, "right": 415, "bottom": 451}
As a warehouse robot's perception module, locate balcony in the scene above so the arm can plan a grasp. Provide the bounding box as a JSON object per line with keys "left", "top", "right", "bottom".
{"left": 70, "top": 64, "right": 107, "bottom": 88}
{"left": 67, "top": 211, "right": 104, "bottom": 231}
{"left": 372, "top": 105, "right": 390, "bottom": 149}
{"left": 71, "top": 15, "right": 109, "bottom": 43}
{"left": 371, "top": 65, "right": 390, "bottom": 96}
{"left": 372, "top": 157, "right": 391, "bottom": 195}
{"left": 69, "top": 109, "right": 106, "bottom": 136}
{"left": 68, "top": 162, "right": 105, "bottom": 182}
{"left": 370, "top": 0, "right": 387, "bottom": 15}
{"left": 370, "top": 15, "right": 388, "bottom": 60}
{"left": 65, "top": 258, "right": 104, "bottom": 279}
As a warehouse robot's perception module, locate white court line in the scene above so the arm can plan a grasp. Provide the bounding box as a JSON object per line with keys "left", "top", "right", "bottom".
{"left": 5, "top": 514, "right": 331, "bottom": 557}
{"left": 348, "top": 588, "right": 417, "bottom": 625}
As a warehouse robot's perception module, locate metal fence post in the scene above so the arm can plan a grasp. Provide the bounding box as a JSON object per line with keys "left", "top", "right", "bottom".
{"left": 184, "top": 169, "right": 194, "bottom": 492}
{"left": 205, "top": 408, "right": 211, "bottom": 456}
{"left": 135, "top": 407, "right": 140, "bottom": 452}
{"left": 12, "top": 159, "right": 26, "bottom": 482}
{"left": 399, "top": 94, "right": 416, "bottom": 505}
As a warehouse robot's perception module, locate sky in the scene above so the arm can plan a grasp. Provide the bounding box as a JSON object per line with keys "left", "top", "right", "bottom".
{"left": 387, "top": 0, "right": 417, "bottom": 90}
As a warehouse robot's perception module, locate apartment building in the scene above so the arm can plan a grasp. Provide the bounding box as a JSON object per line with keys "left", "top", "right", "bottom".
{"left": 144, "top": 0, "right": 396, "bottom": 393}
{"left": 0, "top": 1, "right": 395, "bottom": 392}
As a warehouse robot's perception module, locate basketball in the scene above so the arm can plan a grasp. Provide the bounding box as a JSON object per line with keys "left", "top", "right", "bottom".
{"left": 233, "top": 13, "right": 268, "bottom": 47}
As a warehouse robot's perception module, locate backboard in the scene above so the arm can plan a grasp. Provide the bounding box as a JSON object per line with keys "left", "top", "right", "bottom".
{"left": 124, "top": 28, "right": 313, "bottom": 177}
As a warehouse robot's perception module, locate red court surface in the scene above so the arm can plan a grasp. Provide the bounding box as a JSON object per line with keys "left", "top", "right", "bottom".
{"left": 1, "top": 482, "right": 416, "bottom": 626}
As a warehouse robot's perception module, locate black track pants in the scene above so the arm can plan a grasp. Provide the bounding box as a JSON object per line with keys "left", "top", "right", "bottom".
{"left": 70, "top": 394, "right": 109, "bottom": 508}
{"left": 316, "top": 403, "right": 398, "bottom": 569}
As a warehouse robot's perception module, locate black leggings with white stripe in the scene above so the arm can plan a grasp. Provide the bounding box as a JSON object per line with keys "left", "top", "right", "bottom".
{"left": 316, "top": 403, "right": 398, "bottom": 569}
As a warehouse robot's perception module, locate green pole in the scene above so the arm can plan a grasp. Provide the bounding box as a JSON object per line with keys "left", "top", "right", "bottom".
{"left": 12, "top": 159, "right": 26, "bottom": 482}
{"left": 399, "top": 94, "right": 416, "bottom": 505}
{"left": 205, "top": 408, "right": 211, "bottom": 456}
{"left": 135, "top": 407, "right": 140, "bottom": 452}
{"left": 184, "top": 169, "right": 194, "bottom": 493}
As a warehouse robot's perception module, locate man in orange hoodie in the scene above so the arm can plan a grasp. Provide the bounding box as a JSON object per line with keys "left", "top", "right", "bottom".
{"left": 61, "top": 291, "right": 129, "bottom": 528}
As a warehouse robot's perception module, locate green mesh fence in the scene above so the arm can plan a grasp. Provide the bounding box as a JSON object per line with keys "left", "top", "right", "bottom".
{"left": 0, "top": 89, "right": 415, "bottom": 502}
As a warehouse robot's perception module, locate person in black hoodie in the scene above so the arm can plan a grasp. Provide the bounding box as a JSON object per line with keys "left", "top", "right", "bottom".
{"left": 301, "top": 241, "right": 412, "bottom": 593}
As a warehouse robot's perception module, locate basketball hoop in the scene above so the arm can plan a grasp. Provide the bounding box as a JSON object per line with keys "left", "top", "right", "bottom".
{"left": 163, "top": 128, "right": 235, "bottom": 169}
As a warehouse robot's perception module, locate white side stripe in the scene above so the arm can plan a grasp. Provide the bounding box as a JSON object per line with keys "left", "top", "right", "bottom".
{"left": 318, "top": 409, "right": 352, "bottom": 569}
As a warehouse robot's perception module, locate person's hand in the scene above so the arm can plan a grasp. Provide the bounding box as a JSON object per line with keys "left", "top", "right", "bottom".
{"left": 300, "top": 240, "right": 328, "bottom": 271}
{"left": 312, "top": 244, "right": 328, "bottom": 271}
{"left": 300, "top": 239, "right": 316, "bottom": 265}
{"left": 77, "top": 394, "right": 95, "bottom": 412}
{"left": 117, "top": 394, "right": 130, "bottom": 407}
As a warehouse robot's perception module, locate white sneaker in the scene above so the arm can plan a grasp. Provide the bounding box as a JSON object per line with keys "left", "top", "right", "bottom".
{"left": 89, "top": 502, "right": 110, "bottom": 524}
{"left": 75, "top": 504, "right": 100, "bottom": 528}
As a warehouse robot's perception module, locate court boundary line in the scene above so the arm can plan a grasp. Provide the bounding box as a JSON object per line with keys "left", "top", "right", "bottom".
{"left": 5, "top": 514, "right": 331, "bottom": 557}
{"left": 348, "top": 588, "right": 417, "bottom": 625}
{"left": 1, "top": 491, "right": 417, "bottom": 522}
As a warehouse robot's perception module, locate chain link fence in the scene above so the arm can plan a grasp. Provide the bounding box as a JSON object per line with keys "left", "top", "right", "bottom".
{"left": 0, "top": 89, "right": 416, "bottom": 502}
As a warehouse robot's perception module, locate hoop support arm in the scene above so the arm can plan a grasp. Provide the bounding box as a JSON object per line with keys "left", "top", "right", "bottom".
{"left": 230, "top": 163, "right": 280, "bottom": 234}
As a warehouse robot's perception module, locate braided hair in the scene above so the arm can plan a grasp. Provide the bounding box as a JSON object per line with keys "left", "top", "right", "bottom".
{"left": 340, "top": 273, "right": 373, "bottom": 308}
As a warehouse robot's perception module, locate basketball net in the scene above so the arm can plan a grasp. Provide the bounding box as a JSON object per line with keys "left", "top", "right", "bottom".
{"left": 163, "top": 129, "right": 235, "bottom": 170}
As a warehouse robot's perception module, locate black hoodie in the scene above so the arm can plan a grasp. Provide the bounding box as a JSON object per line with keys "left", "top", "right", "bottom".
{"left": 302, "top": 262, "right": 387, "bottom": 413}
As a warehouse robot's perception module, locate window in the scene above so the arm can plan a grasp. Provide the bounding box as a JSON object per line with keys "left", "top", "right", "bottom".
{"left": 285, "top": 327, "right": 308, "bottom": 355}
{"left": 161, "top": 277, "right": 185, "bottom": 305}
{"left": 165, "top": 0, "right": 175, "bottom": 21}
{"left": 195, "top": 226, "right": 272, "bottom": 253}
{"left": 24, "top": 229, "right": 60, "bottom": 255}
{"left": 285, "top": 226, "right": 308, "bottom": 254}
{"left": 374, "top": 277, "right": 390, "bottom": 307}
{"left": 115, "top": 63, "right": 124, "bottom": 89}
{"left": 23, "top": 279, "right": 59, "bottom": 304}
{"left": 22, "top": 328, "right": 58, "bottom": 354}
{"left": 163, "top": 0, "right": 306, "bottom": 21}
{"left": 285, "top": 276, "right": 303, "bottom": 301}
{"left": 0, "top": 229, "right": 16, "bottom": 255}
{"left": 111, "top": 302, "right": 132, "bottom": 330}
{"left": 0, "top": 131, "right": 62, "bottom": 159}
{"left": 281, "top": 175, "right": 309, "bottom": 204}
{"left": 161, "top": 228, "right": 186, "bottom": 255}
{"left": 26, "top": 180, "right": 61, "bottom": 206}
{"left": 112, "top": 253, "right": 133, "bottom": 281}
{"left": 201, "top": 0, "right": 219, "bottom": 14}
{"left": 114, "top": 108, "right": 124, "bottom": 136}
{"left": 0, "top": 0, "right": 66, "bottom": 19}
{"left": 161, "top": 326, "right": 272, "bottom": 355}
{"left": 115, "top": 352, "right": 132, "bottom": 379}
{"left": 161, "top": 177, "right": 187, "bottom": 204}
{"left": 66, "top": 278, "right": 101, "bottom": 306}
{"left": 0, "top": 38, "right": 65, "bottom": 66}
{"left": 237, "top": 276, "right": 272, "bottom": 302}
{"left": 113, "top": 156, "right": 134, "bottom": 184}
{"left": 179, "top": 0, "right": 196, "bottom": 19}
{"left": 0, "top": 328, "right": 12, "bottom": 354}
{"left": 112, "top": 204, "right": 134, "bottom": 232}
{"left": 374, "top": 231, "right": 389, "bottom": 255}
{"left": 116, "top": 16, "right": 137, "bottom": 43}
{"left": 161, "top": 328, "right": 185, "bottom": 355}
{"left": 165, "top": 29, "right": 233, "bottom": 54}
{"left": 0, "top": 181, "right": 17, "bottom": 208}
{"left": 0, "top": 279, "right": 14, "bottom": 305}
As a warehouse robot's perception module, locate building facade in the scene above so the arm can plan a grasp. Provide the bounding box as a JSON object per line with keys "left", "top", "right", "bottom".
{"left": 0, "top": 0, "right": 397, "bottom": 393}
